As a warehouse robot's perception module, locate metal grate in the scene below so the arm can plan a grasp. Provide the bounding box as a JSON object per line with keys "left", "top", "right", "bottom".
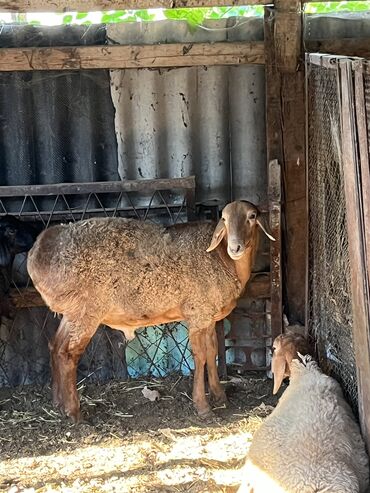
{"left": 307, "top": 62, "right": 358, "bottom": 410}
{"left": 0, "top": 178, "right": 197, "bottom": 387}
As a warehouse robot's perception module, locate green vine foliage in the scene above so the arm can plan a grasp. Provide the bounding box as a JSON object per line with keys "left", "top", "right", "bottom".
{"left": 5, "top": 4, "right": 370, "bottom": 27}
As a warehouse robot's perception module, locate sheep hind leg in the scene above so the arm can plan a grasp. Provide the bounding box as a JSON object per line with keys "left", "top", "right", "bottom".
{"left": 206, "top": 323, "right": 227, "bottom": 406}
{"left": 188, "top": 329, "right": 212, "bottom": 417}
{"left": 49, "top": 316, "right": 69, "bottom": 409}
{"left": 50, "top": 315, "right": 98, "bottom": 423}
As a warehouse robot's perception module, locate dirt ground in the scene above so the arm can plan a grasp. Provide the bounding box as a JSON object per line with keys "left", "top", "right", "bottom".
{"left": 0, "top": 374, "right": 280, "bottom": 493}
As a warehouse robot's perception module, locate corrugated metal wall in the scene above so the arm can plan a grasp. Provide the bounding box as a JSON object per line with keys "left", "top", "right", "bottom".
{"left": 1, "top": 13, "right": 364, "bottom": 386}
{"left": 109, "top": 18, "right": 266, "bottom": 205}
{"left": 0, "top": 18, "right": 268, "bottom": 386}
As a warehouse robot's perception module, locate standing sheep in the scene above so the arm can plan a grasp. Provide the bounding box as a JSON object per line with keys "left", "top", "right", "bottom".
{"left": 238, "top": 333, "right": 369, "bottom": 493}
{"left": 27, "top": 200, "right": 275, "bottom": 423}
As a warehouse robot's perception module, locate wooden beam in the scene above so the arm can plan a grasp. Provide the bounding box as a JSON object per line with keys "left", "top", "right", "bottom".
{"left": 275, "top": 0, "right": 301, "bottom": 73}
{"left": 0, "top": 176, "right": 195, "bottom": 197}
{"left": 9, "top": 274, "right": 270, "bottom": 309}
{"left": 340, "top": 58, "right": 370, "bottom": 454}
{"left": 306, "top": 38, "right": 370, "bottom": 59}
{"left": 269, "top": 159, "right": 282, "bottom": 341}
{"left": 265, "top": 3, "right": 306, "bottom": 325}
{"left": 0, "top": 0, "right": 271, "bottom": 12}
{"left": 9, "top": 287, "right": 44, "bottom": 308}
{"left": 0, "top": 42, "right": 264, "bottom": 71}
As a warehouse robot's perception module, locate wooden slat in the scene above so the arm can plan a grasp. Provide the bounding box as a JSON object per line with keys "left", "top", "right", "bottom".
{"left": 265, "top": 3, "right": 305, "bottom": 326}
{"left": 353, "top": 60, "right": 370, "bottom": 285}
{"left": 0, "top": 38, "right": 368, "bottom": 73}
{"left": 264, "top": 8, "right": 283, "bottom": 339}
{"left": 9, "top": 287, "right": 44, "bottom": 308}
{"left": 275, "top": 0, "right": 301, "bottom": 73}
{"left": 246, "top": 273, "right": 270, "bottom": 299}
{"left": 0, "top": 0, "right": 271, "bottom": 12}
{"left": 268, "top": 159, "right": 282, "bottom": 340}
{"left": 340, "top": 58, "right": 370, "bottom": 454}
{"left": 0, "top": 42, "right": 264, "bottom": 71}
{"left": 0, "top": 176, "right": 195, "bottom": 197}
{"left": 306, "top": 38, "right": 370, "bottom": 59}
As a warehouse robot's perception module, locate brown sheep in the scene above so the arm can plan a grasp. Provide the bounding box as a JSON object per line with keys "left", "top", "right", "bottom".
{"left": 27, "top": 200, "right": 275, "bottom": 423}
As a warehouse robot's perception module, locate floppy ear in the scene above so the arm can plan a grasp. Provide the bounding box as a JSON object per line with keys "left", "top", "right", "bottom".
{"left": 272, "top": 350, "right": 288, "bottom": 395}
{"left": 0, "top": 241, "right": 11, "bottom": 267}
{"left": 256, "top": 218, "right": 276, "bottom": 242}
{"left": 206, "top": 219, "right": 226, "bottom": 252}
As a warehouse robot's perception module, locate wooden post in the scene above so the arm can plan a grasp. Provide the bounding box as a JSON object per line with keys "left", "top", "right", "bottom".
{"left": 264, "top": 0, "right": 306, "bottom": 326}
{"left": 340, "top": 58, "right": 370, "bottom": 453}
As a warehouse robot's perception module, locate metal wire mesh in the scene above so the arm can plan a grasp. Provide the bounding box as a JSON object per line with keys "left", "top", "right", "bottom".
{"left": 0, "top": 181, "right": 197, "bottom": 387}
{"left": 307, "top": 63, "right": 358, "bottom": 410}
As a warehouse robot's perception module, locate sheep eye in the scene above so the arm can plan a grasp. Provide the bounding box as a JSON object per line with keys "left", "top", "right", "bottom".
{"left": 6, "top": 228, "right": 16, "bottom": 236}
{"left": 249, "top": 213, "right": 257, "bottom": 220}
{"left": 221, "top": 217, "right": 226, "bottom": 222}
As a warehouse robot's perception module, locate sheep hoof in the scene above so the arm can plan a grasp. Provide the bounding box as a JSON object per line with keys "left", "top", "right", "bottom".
{"left": 196, "top": 405, "right": 213, "bottom": 419}
{"left": 213, "top": 394, "right": 228, "bottom": 407}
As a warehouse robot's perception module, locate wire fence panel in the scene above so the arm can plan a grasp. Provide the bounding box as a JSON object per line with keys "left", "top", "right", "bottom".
{"left": 0, "top": 178, "right": 197, "bottom": 387}
{"left": 307, "top": 61, "right": 358, "bottom": 410}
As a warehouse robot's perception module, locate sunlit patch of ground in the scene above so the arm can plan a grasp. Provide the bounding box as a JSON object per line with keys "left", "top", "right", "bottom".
{"left": 0, "top": 375, "right": 278, "bottom": 492}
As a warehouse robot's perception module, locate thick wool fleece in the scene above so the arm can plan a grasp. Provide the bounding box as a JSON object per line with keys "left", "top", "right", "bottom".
{"left": 27, "top": 217, "right": 251, "bottom": 332}
{"left": 238, "top": 357, "right": 369, "bottom": 493}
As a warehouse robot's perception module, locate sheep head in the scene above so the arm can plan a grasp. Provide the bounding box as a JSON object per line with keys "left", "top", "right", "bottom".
{"left": 271, "top": 332, "right": 312, "bottom": 394}
{"left": 0, "top": 216, "right": 40, "bottom": 267}
{"left": 206, "top": 200, "right": 275, "bottom": 261}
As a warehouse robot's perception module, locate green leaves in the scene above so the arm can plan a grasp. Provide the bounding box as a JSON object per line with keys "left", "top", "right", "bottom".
{"left": 305, "top": 1, "right": 370, "bottom": 13}
{"left": 164, "top": 8, "right": 208, "bottom": 28}
{"left": 101, "top": 11, "right": 127, "bottom": 23}
{"left": 62, "top": 14, "right": 73, "bottom": 24}
{"left": 8, "top": 4, "right": 370, "bottom": 27}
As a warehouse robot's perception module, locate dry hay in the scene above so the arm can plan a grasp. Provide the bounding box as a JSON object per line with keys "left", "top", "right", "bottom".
{"left": 0, "top": 374, "right": 279, "bottom": 493}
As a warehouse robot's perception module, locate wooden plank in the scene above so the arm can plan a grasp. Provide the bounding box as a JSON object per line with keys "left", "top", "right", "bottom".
{"left": 281, "top": 69, "right": 306, "bottom": 325}
{"left": 276, "top": 0, "right": 306, "bottom": 324}
{"left": 264, "top": 7, "right": 284, "bottom": 166}
{"left": 9, "top": 287, "right": 44, "bottom": 308}
{"left": 245, "top": 273, "right": 270, "bottom": 299}
{"left": 306, "top": 38, "right": 370, "bottom": 59}
{"left": 274, "top": 0, "right": 301, "bottom": 73}
{"left": 0, "top": 0, "right": 271, "bottom": 12}
{"left": 268, "top": 159, "right": 282, "bottom": 341}
{"left": 0, "top": 42, "right": 264, "bottom": 71}
{"left": 340, "top": 58, "right": 370, "bottom": 454}
{"left": 0, "top": 0, "right": 364, "bottom": 12}
{"left": 265, "top": 3, "right": 305, "bottom": 326}
{"left": 0, "top": 176, "right": 195, "bottom": 197}
{"left": 264, "top": 8, "right": 283, "bottom": 337}
{"left": 353, "top": 60, "right": 370, "bottom": 285}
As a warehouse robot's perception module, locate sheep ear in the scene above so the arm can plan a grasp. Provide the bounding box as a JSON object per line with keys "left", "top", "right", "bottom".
{"left": 257, "top": 218, "right": 275, "bottom": 242}
{"left": 206, "top": 219, "right": 226, "bottom": 252}
{"left": 0, "top": 242, "right": 11, "bottom": 267}
{"left": 272, "top": 351, "right": 288, "bottom": 395}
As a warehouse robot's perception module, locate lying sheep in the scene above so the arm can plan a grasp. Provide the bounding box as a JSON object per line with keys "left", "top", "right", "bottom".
{"left": 27, "top": 200, "right": 275, "bottom": 422}
{"left": 0, "top": 215, "right": 40, "bottom": 318}
{"left": 238, "top": 333, "right": 369, "bottom": 493}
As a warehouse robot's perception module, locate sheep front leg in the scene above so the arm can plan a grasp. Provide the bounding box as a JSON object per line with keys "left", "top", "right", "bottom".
{"left": 189, "top": 329, "right": 212, "bottom": 417}
{"left": 206, "top": 323, "right": 227, "bottom": 406}
{"left": 50, "top": 316, "right": 98, "bottom": 423}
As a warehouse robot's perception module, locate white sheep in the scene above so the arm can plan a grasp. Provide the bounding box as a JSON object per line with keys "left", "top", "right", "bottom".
{"left": 237, "top": 333, "right": 369, "bottom": 493}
